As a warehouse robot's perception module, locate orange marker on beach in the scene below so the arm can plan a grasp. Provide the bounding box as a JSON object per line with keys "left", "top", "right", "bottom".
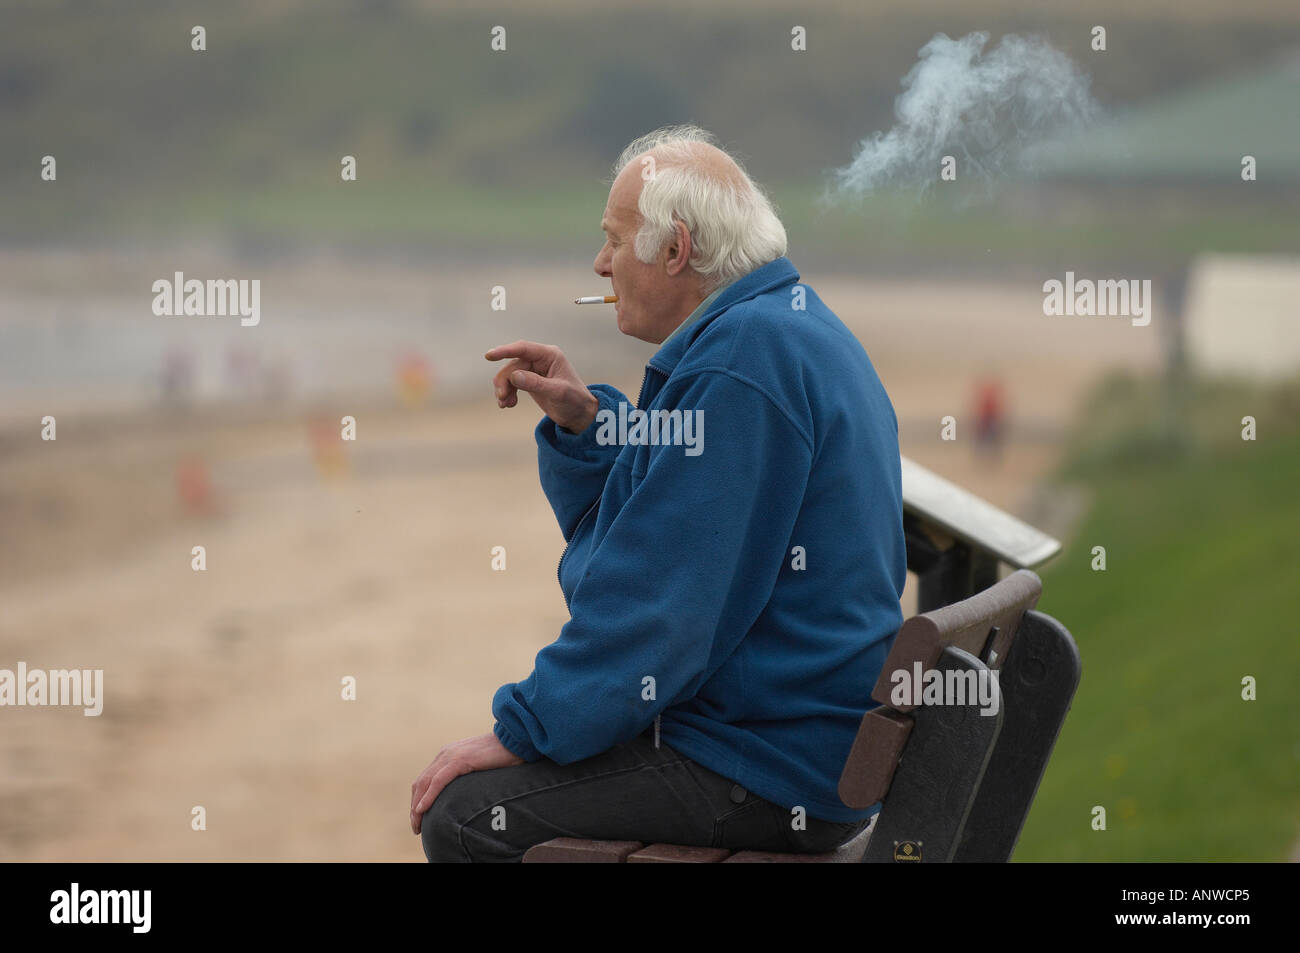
{"left": 308, "top": 415, "right": 350, "bottom": 480}
{"left": 574, "top": 295, "right": 618, "bottom": 304}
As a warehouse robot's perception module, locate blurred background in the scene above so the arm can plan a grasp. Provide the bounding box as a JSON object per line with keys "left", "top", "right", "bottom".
{"left": 0, "top": 0, "right": 1296, "bottom": 861}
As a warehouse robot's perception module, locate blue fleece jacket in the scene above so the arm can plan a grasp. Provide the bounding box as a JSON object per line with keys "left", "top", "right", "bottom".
{"left": 492, "top": 256, "right": 907, "bottom": 822}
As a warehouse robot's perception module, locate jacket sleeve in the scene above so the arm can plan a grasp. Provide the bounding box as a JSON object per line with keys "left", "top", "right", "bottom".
{"left": 534, "top": 383, "right": 629, "bottom": 540}
{"left": 493, "top": 369, "right": 813, "bottom": 763}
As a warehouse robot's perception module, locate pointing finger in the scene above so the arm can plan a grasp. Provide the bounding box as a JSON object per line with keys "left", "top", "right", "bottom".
{"left": 485, "top": 341, "right": 550, "bottom": 363}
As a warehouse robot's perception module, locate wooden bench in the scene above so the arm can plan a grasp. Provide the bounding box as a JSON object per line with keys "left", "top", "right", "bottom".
{"left": 523, "top": 458, "right": 1081, "bottom": 863}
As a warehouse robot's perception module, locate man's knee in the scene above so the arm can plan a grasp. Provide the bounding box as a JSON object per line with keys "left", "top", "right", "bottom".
{"left": 420, "top": 775, "right": 479, "bottom": 863}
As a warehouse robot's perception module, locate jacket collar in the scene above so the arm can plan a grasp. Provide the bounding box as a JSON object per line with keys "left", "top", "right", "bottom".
{"left": 646, "top": 256, "right": 800, "bottom": 377}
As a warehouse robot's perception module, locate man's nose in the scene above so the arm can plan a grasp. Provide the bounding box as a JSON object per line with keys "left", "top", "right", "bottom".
{"left": 594, "top": 247, "right": 612, "bottom": 278}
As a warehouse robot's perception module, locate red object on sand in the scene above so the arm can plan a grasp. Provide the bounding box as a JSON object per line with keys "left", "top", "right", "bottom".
{"left": 177, "top": 457, "right": 215, "bottom": 513}
{"left": 976, "top": 380, "right": 1003, "bottom": 420}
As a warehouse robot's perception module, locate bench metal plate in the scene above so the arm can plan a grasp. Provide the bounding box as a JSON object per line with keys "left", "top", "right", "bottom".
{"left": 902, "top": 456, "right": 1061, "bottom": 568}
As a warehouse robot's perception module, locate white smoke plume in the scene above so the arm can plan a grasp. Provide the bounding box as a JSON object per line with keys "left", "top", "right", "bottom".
{"left": 829, "top": 31, "right": 1101, "bottom": 197}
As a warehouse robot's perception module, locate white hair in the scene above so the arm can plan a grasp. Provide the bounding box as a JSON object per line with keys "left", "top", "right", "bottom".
{"left": 611, "top": 124, "right": 788, "bottom": 295}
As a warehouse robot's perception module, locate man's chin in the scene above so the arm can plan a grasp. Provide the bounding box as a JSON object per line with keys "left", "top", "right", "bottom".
{"left": 616, "top": 309, "right": 661, "bottom": 344}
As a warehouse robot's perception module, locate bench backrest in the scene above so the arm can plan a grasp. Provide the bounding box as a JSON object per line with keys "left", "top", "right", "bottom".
{"left": 838, "top": 568, "right": 1077, "bottom": 862}
{"left": 954, "top": 608, "right": 1081, "bottom": 861}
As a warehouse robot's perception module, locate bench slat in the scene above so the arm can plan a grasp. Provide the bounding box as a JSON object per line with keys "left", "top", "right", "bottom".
{"left": 522, "top": 838, "right": 643, "bottom": 863}
{"left": 837, "top": 708, "right": 913, "bottom": 809}
{"left": 626, "top": 844, "right": 732, "bottom": 863}
{"left": 723, "top": 850, "right": 836, "bottom": 863}
{"left": 871, "top": 570, "right": 1042, "bottom": 709}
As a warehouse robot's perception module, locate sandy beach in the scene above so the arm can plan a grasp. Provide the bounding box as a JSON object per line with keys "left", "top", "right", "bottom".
{"left": 0, "top": 247, "right": 1160, "bottom": 860}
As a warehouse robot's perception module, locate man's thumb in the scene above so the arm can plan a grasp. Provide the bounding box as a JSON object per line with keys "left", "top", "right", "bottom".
{"left": 510, "top": 369, "right": 551, "bottom": 393}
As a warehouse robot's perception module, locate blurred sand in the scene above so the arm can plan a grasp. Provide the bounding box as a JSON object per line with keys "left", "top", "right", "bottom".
{"left": 0, "top": 252, "right": 1161, "bottom": 860}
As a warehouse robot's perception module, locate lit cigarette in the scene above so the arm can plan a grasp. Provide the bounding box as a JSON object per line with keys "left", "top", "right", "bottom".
{"left": 575, "top": 295, "right": 618, "bottom": 304}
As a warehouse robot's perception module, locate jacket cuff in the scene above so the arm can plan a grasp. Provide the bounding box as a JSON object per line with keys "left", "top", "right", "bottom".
{"left": 537, "top": 384, "right": 626, "bottom": 462}
{"left": 493, "top": 717, "right": 541, "bottom": 763}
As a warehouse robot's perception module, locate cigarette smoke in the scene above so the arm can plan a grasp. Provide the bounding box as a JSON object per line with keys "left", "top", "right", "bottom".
{"left": 829, "top": 32, "right": 1100, "bottom": 197}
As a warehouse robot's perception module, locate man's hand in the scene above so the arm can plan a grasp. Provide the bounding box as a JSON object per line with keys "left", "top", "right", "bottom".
{"left": 410, "top": 731, "right": 525, "bottom": 835}
{"left": 485, "top": 340, "right": 600, "bottom": 433}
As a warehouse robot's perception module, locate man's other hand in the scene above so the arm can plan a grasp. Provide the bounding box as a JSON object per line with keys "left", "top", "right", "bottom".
{"left": 410, "top": 731, "right": 525, "bottom": 835}
{"left": 485, "top": 340, "right": 600, "bottom": 433}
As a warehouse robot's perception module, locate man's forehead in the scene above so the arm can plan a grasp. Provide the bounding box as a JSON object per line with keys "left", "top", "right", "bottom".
{"left": 602, "top": 165, "right": 645, "bottom": 228}
{"left": 601, "top": 199, "right": 636, "bottom": 232}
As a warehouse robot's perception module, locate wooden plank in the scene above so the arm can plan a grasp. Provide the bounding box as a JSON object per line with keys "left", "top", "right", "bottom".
{"left": 723, "top": 850, "right": 836, "bottom": 863}
{"left": 837, "top": 708, "right": 913, "bottom": 809}
{"left": 871, "top": 570, "right": 1043, "bottom": 708}
{"left": 626, "top": 844, "right": 732, "bottom": 863}
{"left": 522, "top": 838, "right": 643, "bottom": 863}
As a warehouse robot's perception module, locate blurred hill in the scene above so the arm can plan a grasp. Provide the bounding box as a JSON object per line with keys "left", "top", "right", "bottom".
{"left": 1034, "top": 49, "right": 1300, "bottom": 182}
{"left": 2, "top": 0, "right": 1298, "bottom": 271}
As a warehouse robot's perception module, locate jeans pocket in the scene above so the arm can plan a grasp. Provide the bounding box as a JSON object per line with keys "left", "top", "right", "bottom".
{"left": 711, "top": 798, "right": 787, "bottom": 851}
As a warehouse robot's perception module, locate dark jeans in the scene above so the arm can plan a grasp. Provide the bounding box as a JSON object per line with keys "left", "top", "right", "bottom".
{"left": 421, "top": 731, "right": 872, "bottom": 862}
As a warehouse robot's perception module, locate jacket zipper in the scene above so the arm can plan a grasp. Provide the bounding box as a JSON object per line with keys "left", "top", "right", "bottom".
{"left": 556, "top": 497, "right": 600, "bottom": 611}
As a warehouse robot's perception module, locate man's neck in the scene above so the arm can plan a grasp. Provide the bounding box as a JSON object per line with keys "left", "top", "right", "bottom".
{"left": 658, "top": 280, "right": 726, "bottom": 345}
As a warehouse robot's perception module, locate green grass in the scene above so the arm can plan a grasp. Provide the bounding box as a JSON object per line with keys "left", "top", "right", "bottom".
{"left": 1013, "top": 371, "right": 1300, "bottom": 860}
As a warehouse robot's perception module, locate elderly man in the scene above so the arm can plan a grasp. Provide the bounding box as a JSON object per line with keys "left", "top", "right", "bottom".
{"left": 412, "top": 124, "right": 906, "bottom": 862}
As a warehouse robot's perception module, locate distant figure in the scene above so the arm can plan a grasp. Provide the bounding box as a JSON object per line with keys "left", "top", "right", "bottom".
{"left": 261, "top": 355, "right": 294, "bottom": 404}
{"left": 225, "top": 345, "right": 261, "bottom": 401}
{"left": 973, "top": 377, "right": 1006, "bottom": 462}
{"left": 160, "top": 347, "right": 195, "bottom": 406}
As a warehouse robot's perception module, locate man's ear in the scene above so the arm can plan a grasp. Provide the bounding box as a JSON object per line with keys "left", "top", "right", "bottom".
{"left": 663, "top": 219, "right": 692, "bottom": 276}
